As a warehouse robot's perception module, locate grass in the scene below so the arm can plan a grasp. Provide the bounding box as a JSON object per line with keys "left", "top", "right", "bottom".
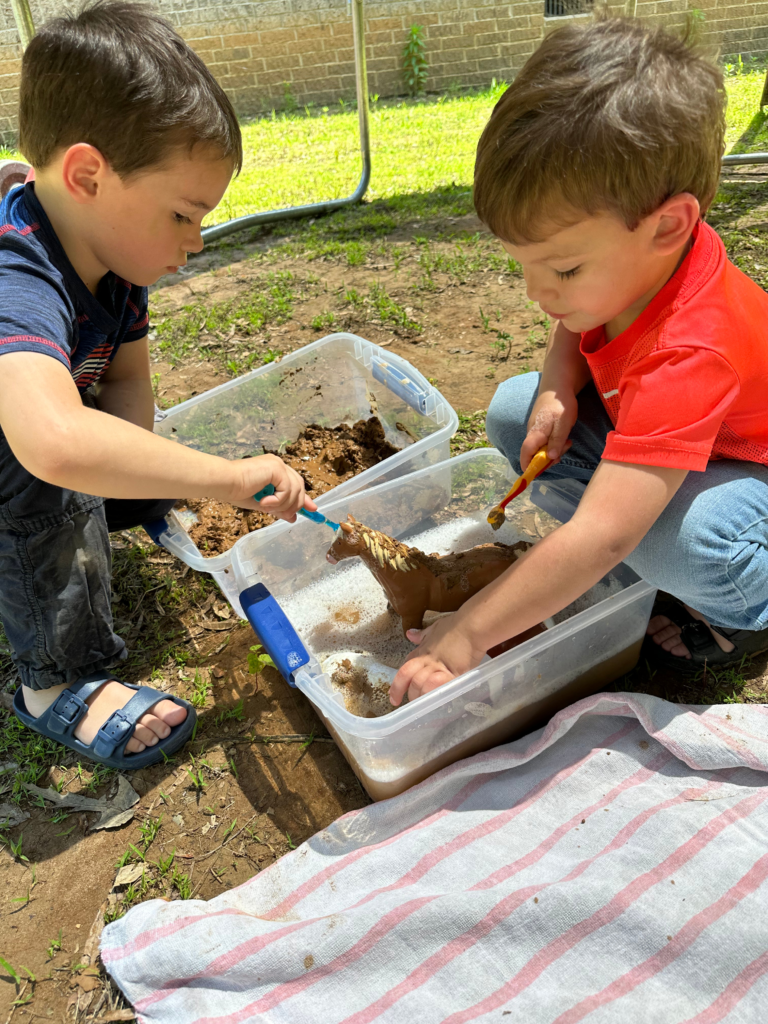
{"left": 723, "top": 67, "right": 768, "bottom": 153}
{"left": 451, "top": 410, "right": 491, "bottom": 456}
{"left": 201, "top": 72, "right": 768, "bottom": 234}
{"left": 151, "top": 269, "right": 299, "bottom": 367}
{"left": 206, "top": 83, "right": 508, "bottom": 227}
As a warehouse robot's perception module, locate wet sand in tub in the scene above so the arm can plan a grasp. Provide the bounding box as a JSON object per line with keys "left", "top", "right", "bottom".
{"left": 328, "top": 638, "right": 644, "bottom": 801}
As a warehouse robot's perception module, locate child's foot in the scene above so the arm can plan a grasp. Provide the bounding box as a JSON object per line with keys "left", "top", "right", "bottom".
{"left": 647, "top": 603, "right": 735, "bottom": 660}
{"left": 22, "top": 680, "right": 188, "bottom": 753}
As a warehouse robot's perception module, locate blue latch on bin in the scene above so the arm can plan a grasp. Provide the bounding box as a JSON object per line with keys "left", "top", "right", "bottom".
{"left": 239, "top": 582, "right": 309, "bottom": 686}
{"left": 371, "top": 357, "right": 430, "bottom": 415}
{"left": 143, "top": 517, "right": 170, "bottom": 545}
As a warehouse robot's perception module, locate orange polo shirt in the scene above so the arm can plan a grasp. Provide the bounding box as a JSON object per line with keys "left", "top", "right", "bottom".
{"left": 580, "top": 221, "right": 768, "bottom": 471}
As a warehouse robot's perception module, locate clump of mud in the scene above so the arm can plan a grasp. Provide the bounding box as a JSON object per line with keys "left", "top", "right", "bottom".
{"left": 178, "top": 417, "right": 401, "bottom": 555}
{"left": 331, "top": 658, "right": 397, "bottom": 719}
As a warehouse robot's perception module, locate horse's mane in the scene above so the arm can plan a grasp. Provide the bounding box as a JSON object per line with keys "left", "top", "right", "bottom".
{"left": 349, "top": 516, "right": 422, "bottom": 572}
{"left": 345, "top": 516, "right": 529, "bottom": 575}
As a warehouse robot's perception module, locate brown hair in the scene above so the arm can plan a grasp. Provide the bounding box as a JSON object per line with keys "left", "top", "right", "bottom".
{"left": 474, "top": 17, "right": 725, "bottom": 243}
{"left": 19, "top": 0, "right": 242, "bottom": 176}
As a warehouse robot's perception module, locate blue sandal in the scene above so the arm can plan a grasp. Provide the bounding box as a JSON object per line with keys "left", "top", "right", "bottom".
{"left": 13, "top": 673, "right": 197, "bottom": 769}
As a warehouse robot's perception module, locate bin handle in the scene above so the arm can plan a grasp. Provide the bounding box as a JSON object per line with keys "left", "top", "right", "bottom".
{"left": 371, "top": 352, "right": 432, "bottom": 415}
{"left": 239, "top": 582, "right": 309, "bottom": 686}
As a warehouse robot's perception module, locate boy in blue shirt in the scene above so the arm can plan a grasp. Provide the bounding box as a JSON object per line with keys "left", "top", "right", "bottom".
{"left": 1, "top": 1, "right": 313, "bottom": 766}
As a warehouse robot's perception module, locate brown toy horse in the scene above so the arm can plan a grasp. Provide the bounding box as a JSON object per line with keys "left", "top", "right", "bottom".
{"left": 326, "top": 514, "right": 531, "bottom": 636}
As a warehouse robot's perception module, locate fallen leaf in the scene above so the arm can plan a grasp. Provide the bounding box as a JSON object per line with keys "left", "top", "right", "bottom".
{"left": 213, "top": 602, "right": 231, "bottom": 620}
{"left": 0, "top": 802, "right": 29, "bottom": 828}
{"left": 22, "top": 775, "right": 139, "bottom": 829}
{"left": 97, "top": 1011, "right": 136, "bottom": 1022}
{"left": 201, "top": 621, "right": 233, "bottom": 632}
{"left": 114, "top": 863, "right": 146, "bottom": 888}
{"left": 212, "top": 667, "right": 225, "bottom": 678}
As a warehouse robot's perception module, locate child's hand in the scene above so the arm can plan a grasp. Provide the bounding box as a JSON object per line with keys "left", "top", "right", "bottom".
{"left": 233, "top": 453, "right": 317, "bottom": 522}
{"left": 389, "top": 614, "right": 487, "bottom": 706}
{"left": 520, "top": 390, "right": 577, "bottom": 470}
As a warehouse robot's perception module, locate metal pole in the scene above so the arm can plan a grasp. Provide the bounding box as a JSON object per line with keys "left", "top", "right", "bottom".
{"left": 722, "top": 152, "right": 768, "bottom": 166}
{"left": 202, "top": 0, "right": 371, "bottom": 243}
{"left": 11, "top": 0, "right": 35, "bottom": 50}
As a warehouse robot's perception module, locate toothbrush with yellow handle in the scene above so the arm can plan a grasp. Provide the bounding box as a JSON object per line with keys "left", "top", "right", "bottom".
{"left": 487, "top": 445, "right": 553, "bottom": 531}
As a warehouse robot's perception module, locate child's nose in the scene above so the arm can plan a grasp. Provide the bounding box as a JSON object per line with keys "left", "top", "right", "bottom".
{"left": 185, "top": 229, "right": 205, "bottom": 254}
{"left": 524, "top": 270, "right": 557, "bottom": 307}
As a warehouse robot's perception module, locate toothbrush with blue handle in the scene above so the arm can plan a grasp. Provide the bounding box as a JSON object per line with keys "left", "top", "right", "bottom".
{"left": 252, "top": 483, "right": 340, "bottom": 530}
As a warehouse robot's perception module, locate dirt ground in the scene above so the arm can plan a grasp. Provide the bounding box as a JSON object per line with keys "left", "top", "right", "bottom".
{"left": 3, "top": 171, "right": 768, "bottom": 1023}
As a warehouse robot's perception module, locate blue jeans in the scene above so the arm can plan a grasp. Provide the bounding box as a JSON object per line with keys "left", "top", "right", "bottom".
{"left": 486, "top": 373, "right": 768, "bottom": 632}
{"left": 0, "top": 426, "right": 175, "bottom": 691}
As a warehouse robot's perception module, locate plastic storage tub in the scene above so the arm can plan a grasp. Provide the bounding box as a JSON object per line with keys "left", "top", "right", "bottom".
{"left": 189, "top": 448, "right": 656, "bottom": 800}
{"left": 151, "top": 332, "right": 457, "bottom": 610}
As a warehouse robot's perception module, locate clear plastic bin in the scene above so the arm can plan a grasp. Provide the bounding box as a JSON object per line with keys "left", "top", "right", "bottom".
{"left": 222, "top": 448, "right": 656, "bottom": 800}
{"left": 152, "top": 332, "right": 457, "bottom": 595}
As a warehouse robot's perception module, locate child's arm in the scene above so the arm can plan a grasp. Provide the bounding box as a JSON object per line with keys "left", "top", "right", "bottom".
{"left": 94, "top": 337, "right": 154, "bottom": 431}
{"left": 0, "top": 351, "right": 315, "bottom": 518}
{"left": 520, "top": 323, "right": 591, "bottom": 469}
{"left": 389, "top": 458, "right": 687, "bottom": 705}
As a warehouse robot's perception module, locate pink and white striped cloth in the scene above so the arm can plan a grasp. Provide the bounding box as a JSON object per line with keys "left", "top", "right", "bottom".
{"left": 101, "top": 692, "right": 768, "bottom": 1024}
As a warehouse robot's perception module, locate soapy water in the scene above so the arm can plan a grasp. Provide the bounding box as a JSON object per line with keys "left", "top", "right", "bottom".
{"left": 279, "top": 512, "right": 624, "bottom": 717}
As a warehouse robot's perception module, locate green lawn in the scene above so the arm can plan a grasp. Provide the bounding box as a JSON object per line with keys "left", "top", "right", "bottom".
{"left": 207, "top": 70, "right": 768, "bottom": 227}
{"left": 2, "top": 67, "right": 764, "bottom": 227}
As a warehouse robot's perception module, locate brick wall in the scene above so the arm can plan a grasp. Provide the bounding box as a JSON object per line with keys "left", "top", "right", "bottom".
{"left": 0, "top": 0, "right": 765, "bottom": 146}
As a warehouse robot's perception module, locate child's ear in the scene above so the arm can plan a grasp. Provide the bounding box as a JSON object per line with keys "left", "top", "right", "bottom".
{"left": 651, "top": 193, "right": 700, "bottom": 255}
{"left": 60, "top": 143, "right": 110, "bottom": 205}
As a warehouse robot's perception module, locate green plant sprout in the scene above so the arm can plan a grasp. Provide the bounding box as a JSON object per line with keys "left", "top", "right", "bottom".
{"left": 311, "top": 310, "right": 336, "bottom": 331}
{"left": 186, "top": 765, "right": 206, "bottom": 792}
{"left": 156, "top": 850, "right": 175, "bottom": 876}
{"left": 190, "top": 671, "right": 212, "bottom": 709}
{"left": 248, "top": 644, "right": 276, "bottom": 674}
{"left": 172, "top": 869, "right": 192, "bottom": 899}
{"left": 8, "top": 833, "right": 28, "bottom": 862}
{"left": 402, "top": 25, "right": 428, "bottom": 96}
{"left": 214, "top": 699, "right": 246, "bottom": 726}
{"left": 138, "top": 815, "right": 162, "bottom": 851}
{"left": 46, "top": 930, "right": 63, "bottom": 960}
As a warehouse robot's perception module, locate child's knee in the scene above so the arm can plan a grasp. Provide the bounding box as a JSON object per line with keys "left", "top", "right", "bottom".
{"left": 485, "top": 372, "right": 540, "bottom": 465}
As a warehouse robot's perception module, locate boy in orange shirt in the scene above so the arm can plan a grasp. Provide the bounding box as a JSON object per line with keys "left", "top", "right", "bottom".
{"left": 391, "top": 18, "right": 768, "bottom": 705}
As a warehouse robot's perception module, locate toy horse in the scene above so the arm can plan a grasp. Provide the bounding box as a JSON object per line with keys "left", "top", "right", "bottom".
{"left": 326, "top": 514, "right": 531, "bottom": 636}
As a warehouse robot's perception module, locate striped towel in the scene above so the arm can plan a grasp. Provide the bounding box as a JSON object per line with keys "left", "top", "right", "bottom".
{"left": 101, "top": 692, "right": 768, "bottom": 1024}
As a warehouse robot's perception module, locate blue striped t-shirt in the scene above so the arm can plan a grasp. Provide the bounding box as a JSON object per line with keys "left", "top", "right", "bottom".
{"left": 0, "top": 182, "right": 148, "bottom": 392}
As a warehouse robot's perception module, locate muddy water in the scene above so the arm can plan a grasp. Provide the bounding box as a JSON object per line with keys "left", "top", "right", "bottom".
{"left": 321, "top": 638, "right": 643, "bottom": 801}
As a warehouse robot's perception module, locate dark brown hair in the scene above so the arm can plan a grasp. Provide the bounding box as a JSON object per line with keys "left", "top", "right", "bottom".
{"left": 474, "top": 18, "right": 726, "bottom": 242}
{"left": 19, "top": 0, "right": 242, "bottom": 176}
